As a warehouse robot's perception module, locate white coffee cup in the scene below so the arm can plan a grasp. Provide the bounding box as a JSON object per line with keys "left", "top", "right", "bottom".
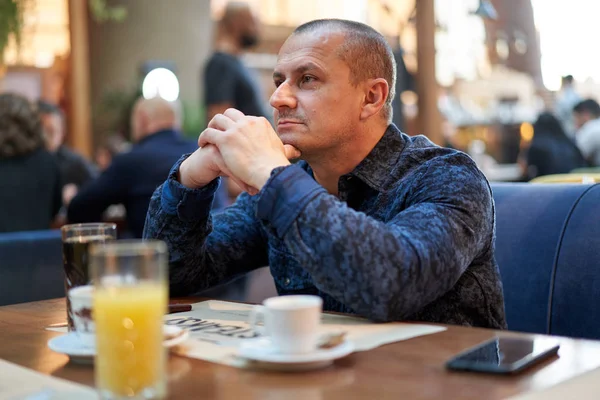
{"left": 249, "top": 295, "right": 323, "bottom": 354}
{"left": 68, "top": 285, "right": 95, "bottom": 348}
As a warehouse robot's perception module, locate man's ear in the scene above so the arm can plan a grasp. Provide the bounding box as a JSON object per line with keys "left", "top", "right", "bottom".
{"left": 360, "top": 78, "right": 389, "bottom": 120}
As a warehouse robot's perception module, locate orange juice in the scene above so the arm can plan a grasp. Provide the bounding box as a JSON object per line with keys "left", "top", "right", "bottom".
{"left": 94, "top": 282, "right": 167, "bottom": 398}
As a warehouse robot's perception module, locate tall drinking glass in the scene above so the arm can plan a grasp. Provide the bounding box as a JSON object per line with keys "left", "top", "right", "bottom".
{"left": 91, "top": 240, "right": 168, "bottom": 400}
{"left": 61, "top": 223, "right": 117, "bottom": 330}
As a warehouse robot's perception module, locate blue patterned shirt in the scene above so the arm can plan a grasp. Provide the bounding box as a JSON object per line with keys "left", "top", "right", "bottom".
{"left": 143, "top": 124, "right": 506, "bottom": 328}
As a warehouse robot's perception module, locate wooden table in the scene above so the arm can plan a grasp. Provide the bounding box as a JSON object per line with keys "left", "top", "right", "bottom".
{"left": 2, "top": 298, "right": 600, "bottom": 400}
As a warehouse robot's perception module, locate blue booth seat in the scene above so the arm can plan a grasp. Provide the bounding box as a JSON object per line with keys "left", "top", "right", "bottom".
{"left": 0, "top": 229, "right": 64, "bottom": 306}
{"left": 549, "top": 184, "right": 600, "bottom": 338}
{"left": 492, "top": 183, "right": 600, "bottom": 339}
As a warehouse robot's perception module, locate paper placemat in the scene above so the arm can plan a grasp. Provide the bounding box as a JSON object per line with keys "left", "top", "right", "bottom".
{"left": 507, "top": 367, "right": 600, "bottom": 399}
{"left": 0, "top": 359, "right": 96, "bottom": 400}
{"left": 165, "top": 300, "right": 446, "bottom": 367}
{"left": 44, "top": 300, "right": 446, "bottom": 369}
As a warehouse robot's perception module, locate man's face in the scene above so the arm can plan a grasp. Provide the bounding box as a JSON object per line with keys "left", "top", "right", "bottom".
{"left": 41, "top": 113, "right": 64, "bottom": 152}
{"left": 270, "top": 31, "right": 364, "bottom": 158}
{"left": 574, "top": 111, "right": 592, "bottom": 130}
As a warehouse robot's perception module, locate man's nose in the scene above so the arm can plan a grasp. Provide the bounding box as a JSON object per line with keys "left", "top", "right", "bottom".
{"left": 270, "top": 82, "right": 297, "bottom": 110}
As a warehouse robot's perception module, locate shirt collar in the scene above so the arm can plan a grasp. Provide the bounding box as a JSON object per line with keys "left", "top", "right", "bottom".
{"left": 350, "top": 124, "right": 407, "bottom": 192}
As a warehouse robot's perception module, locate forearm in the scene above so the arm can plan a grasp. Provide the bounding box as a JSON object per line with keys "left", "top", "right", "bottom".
{"left": 143, "top": 184, "right": 225, "bottom": 296}
{"left": 257, "top": 165, "right": 488, "bottom": 322}
{"left": 143, "top": 157, "right": 268, "bottom": 296}
{"left": 289, "top": 198, "right": 478, "bottom": 321}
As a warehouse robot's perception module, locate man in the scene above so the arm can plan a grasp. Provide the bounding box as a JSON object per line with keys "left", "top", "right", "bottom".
{"left": 554, "top": 75, "right": 581, "bottom": 137}
{"left": 574, "top": 98, "right": 600, "bottom": 167}
{"left": 204, "top": 2, "right": 266, "bottom": 121}
{"left": 144, "top": 19, "right": 506, "bottom": 328}
{"left": 38, "top": 101, "right": 98, "bottom": 205}
{"left": 68, "top": 97, "right": 227, "bottom": 238}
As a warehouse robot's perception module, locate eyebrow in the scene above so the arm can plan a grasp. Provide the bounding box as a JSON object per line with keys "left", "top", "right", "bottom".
{"left": 273, "top": 62, "right": 321, "bottom": 81}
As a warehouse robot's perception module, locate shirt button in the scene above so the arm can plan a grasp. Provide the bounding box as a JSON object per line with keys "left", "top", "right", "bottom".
{"left": 284, "top": 278, "right": 291, "bottom": 286}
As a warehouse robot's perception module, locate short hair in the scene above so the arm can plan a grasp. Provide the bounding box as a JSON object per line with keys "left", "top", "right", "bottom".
{"left": 562, "top": 75, "right": 574, "bottom": 85}
{"left": 0, "top": 93, "right": 45, "bottom": 159}
{"left": 292, "top": 19, "right": 397, "bottom": 122}
{"left": 220, "top": 1, "right": 252, "bottom": 26}
{"left": 573, "top": 99, "right": 600, "bottom": 118}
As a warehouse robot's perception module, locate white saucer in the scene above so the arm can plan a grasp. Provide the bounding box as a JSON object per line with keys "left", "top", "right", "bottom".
{"left": 48, "top": 325, "right": 189, "bottom": 365}
{"left": 238, "top": 338, "right": 354, "bottom": 371}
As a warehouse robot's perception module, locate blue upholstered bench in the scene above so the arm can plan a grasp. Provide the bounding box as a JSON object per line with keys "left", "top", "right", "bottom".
{"left": 493, "top": 183, "right": 600, "bottom": 339}
{"left": 0, "top": 229, "right": 64, "bottom": 306}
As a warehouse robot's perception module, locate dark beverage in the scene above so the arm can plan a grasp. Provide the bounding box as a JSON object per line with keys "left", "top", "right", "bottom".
{"left": 62, "top": 235, "right": 113, "bottom": 330}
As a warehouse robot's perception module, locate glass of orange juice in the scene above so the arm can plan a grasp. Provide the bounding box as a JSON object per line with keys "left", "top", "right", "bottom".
{"left": 90, "top": 240, "right": 168, "bottom": 399}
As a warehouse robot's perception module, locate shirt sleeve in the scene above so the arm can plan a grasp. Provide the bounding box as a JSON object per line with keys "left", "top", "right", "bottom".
{"left": 255, "top": 158, "right": 494, "bottom": 322}
{"left": 67, "top": 155, "right": 130, "bottom": 223}
{"left": 204, "top": 56, "right": 237, "bottom": 105}
{"left": 143, "top": 155, "right": 268, "bottom": 296}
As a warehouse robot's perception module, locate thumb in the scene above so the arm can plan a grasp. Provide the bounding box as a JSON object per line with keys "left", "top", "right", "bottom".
{"left": 283, "top": 144, "right": 301, "bottom": 160}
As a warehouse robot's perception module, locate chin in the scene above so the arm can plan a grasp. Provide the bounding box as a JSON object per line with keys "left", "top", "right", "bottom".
{"left": 278, "top": 131, "right": 301, "bottom": 146}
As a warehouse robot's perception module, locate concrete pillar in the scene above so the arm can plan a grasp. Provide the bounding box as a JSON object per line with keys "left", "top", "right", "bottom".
{"left": 87, "top": 0, "right": 213, "bottom": 141}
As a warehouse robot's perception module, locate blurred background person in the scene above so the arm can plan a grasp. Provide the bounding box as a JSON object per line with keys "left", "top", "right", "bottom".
{"left": 523, "top": 112, "right": 587, "bottom": 180}
{"left": 573, "top": 99, "right": 600, "bottom": 167}
{"left": 68, "top": 96, "right": 227, "bottom": 238}
{"left": 0, "top": 94, "right": 62, "bottom": 233}
{"left": 554, "top": 75, "right": 581, "bottom": 137}
{"left": 204, "top": 1, "right": 266, "bottom": 203}
{"left": 204, "top": 1, "right": 265, "bottom": 120}
{"left": 38, "top": 101, "right": 98, "bottom": 206}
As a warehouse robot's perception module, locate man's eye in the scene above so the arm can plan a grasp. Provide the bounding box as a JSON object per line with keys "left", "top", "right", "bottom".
{"left": 301, "top": 75, "right": 316, "bottom": 85}
{"left": 274, "top": 80, "right": 283, "bottom": 88}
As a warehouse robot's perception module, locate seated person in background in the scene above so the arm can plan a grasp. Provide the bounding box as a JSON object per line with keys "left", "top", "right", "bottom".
{"left": 573, "top": 99, "right": 600, "bottom": 167}
{"left": 68, "top": 96, "right": 228, "bottom": 238}
{"left": 0, "top": 93, "right": 61, "bottom": 233}
{"left": 38, "top": 101, "right": 98, "bottom": 205}
{"left": 524, "top": 112, "right": 587, "bottom": 179}
{"left": 144, "top": 19, "right": 506, "bottom": 328}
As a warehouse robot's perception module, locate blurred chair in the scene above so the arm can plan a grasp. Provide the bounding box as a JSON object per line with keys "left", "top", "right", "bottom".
{"left": 0, "top": 230, "right": 64, "bottom": 306}
{"left": 493, "top": 183, "right": 600, "bottom": 339}
{"left": 530, "top": 173, "right": 600, "bottom": 183}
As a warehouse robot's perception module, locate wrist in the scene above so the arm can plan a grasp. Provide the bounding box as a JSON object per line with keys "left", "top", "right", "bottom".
{"left": 252, "top": 160, "right": 291, "bottom": 190}
{"left": 177, "top": 158, "right": 211, "bottom": 189}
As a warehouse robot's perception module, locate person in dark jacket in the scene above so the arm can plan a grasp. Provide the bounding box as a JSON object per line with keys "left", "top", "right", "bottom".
{"left": 0, "top": 93, "right": 62, "bottom": 233}
{"left": 67, "top": 96, "right": 228, "bottom": 238}
{"left": 525, "top": 112, "right": 588, "bottom": 179}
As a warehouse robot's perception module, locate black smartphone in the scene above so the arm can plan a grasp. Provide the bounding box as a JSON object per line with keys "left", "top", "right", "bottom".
{"left": 446, "top": 337, "right": 560, "bottom": 374}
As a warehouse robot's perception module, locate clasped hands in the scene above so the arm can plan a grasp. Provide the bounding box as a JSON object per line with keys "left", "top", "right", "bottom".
{"left": 178, "top": 108, "right": 301, "bottom": 195}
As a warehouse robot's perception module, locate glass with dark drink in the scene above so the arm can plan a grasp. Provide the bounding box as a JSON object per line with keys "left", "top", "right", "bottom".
{"left": 61, "top": 223, "right": 117, "bottom": 330}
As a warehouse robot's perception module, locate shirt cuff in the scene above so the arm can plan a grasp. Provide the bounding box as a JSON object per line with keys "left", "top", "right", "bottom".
{"left": 161, "top": 154, "right": 221, "bottom": 221}
{"left": 256, "top": 164, "right": 325, "bottom": 237}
